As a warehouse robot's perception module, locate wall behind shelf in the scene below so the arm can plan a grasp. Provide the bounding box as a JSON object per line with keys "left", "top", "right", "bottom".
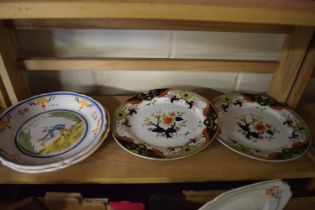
{"left": 14, "top": 29, "right": 301, "bottom": 96}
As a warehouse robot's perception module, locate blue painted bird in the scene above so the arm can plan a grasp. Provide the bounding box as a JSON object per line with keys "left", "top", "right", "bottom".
{"left": 38, "top": 124, "right": 68, "bottom": 143}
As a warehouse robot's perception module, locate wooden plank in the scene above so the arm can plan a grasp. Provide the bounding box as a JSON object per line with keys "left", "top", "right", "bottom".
{"left": 21, "top": 58, "right": 278, "bottom": 73}
{"left": 287, "top": 36, "right": 315, "bottom": 108}
{"left": 0, "top": 75, "right": 11, "bottom": 108}
{"left": 0, "top": 1, "right": 315, "bottom": 26}
{"left": 6, "top": 19, "right": 292, "bottom": 34}
{"left": 0, "top": 21, "right": 30, "bottom": 104}
{"left": 285, "top": 197, "right": 315, "bottom": 210}
{"left": 0, "top": 95, "right": 315, "bottom": 184}
{"left": 267, "top": 27, "right": 314, "bottom": 104}
{"left": 312, "top": 68, "right": 315, "bottom": 78}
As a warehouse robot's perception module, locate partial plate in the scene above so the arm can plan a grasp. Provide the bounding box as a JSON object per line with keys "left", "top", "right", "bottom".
{"left": 212, "top": 93, "right": 311, "bottom": 162}
{"left": 112, "top": 89, "right": 218, "bottom": 160}
{"left": 0, "top": 92, "right": 107, "bottom": 168}
{"left": 199, "top": 180, "right": 291, "bottom": 210}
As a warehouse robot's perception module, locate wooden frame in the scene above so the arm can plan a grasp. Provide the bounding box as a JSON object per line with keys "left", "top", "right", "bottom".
{"left": 3, "top": 19, "right": 314, "bottom": 108}
{"left": 0, "top": 1, "right": 315, "bottom": 184}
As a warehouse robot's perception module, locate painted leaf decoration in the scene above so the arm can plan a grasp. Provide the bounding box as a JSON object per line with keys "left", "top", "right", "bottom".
{"left": 175, "top": 117, "right": 183, "bottom": 121}
{"left": 266, "top": 130, "right": 274, "bottom": 135}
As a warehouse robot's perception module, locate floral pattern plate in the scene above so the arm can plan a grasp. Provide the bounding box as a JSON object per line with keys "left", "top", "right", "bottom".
{"left": 112, "top": 89, "right": 218, "bottom": 160}
{"left": 199, "top": 180, "right": 291, "bottom": 210}
{"left": 213, "top": 93, "right": 311, "bottom": 162}
{"left": 0, "top": 92, "right": 107, "bottom": 168}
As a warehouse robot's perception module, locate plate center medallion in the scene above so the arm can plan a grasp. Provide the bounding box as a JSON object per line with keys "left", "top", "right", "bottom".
{"left": 16, "top": 110, "right": 87, "bottom": 157}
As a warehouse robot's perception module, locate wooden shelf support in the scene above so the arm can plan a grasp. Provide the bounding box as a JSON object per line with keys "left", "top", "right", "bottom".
{"left": 287, "top": 35, "right": 315, "bottom": 108}
{"left": 0, "top": 21, "right": 30, "bottom": 104}
{"left": 267, "top": 26, "right": 314, "bottom": 104}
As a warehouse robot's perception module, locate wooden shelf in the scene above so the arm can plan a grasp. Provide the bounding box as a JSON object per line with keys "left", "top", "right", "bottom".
{"left": 0, "top": 1, "right": 315, "bottom": 26}
{"left": 0, "top": 95, "right": 314, "bottom": 184}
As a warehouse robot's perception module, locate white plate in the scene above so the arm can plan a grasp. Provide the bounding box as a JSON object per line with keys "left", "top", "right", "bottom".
{"left": 0, "top": 92, "right": 108, "bottom": 170}
{"left": 3, "top": 111, "right": 110, "bottom": 173}
{"left": 112, "top": 89, "right": 218, "bottom": 160}
{"left": 199, "top": 180, "right": 291, "bottom": 210}
{"left": 213, "top": 93, "right": 312, "bottom": 162}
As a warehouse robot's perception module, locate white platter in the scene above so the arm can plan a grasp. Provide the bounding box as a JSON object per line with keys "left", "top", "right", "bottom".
{"left": 199, "top": 180, "right": 291, "bottom": 210}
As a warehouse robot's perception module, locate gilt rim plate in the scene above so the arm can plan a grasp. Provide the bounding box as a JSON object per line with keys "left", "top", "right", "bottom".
{"left": 112, "top": 89, "right": 218, "bottom": 160}
{"left": 199, "top": 180, "right": 291, "bottom": 210}
{"left": 0, "top": 92, "right": 107, "bottom": 167}
{"left": 213, "top": 93, "right": 312, "bottom": 162}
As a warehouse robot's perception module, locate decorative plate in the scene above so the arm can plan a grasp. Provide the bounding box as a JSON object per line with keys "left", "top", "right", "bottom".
{"left": 199, "top": 180, "right": 291, "bottom": 210}
{"left": 0, "top": 92, "right": 107, "bottom": 167}
{"left": 3, "top": 110, "right": 111, "bottom": 173}
{"left": 112, "top": 89, "right": 218, "bottom": 160}
{"left": 213, "top": 93, "right": 311, "bottom": 162}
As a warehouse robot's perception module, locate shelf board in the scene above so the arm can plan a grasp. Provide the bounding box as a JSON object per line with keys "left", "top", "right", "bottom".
{"left": 0, "top": 1, "right": 315, "bottom": 26}
{"left": 0, "top": 95, "right": 314, "bottom": 184}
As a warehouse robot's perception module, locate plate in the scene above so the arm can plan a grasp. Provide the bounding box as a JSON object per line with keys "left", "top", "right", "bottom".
{"left": 3, "top": 110, "right": 111, "bottom": 173}
{"left": 0, "top": 92, "right": 108, "bottom": 168}
{"left": 213, "top": 93, "right": 311, "bottom": 162}
{"left": 199, "top": 180, "right": 291, "bottom": 210}
{"left": 112, "top": 89, "right": 218, "bottom": 160}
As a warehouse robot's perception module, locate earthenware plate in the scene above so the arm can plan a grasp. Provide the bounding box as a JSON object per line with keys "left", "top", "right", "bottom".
{"left": 112, "top": 89, "right": 218, "bottom": 160}
{"left": 3, "top": 110, "right": 110, "bottom": 173}
{"left": 0, "top": 92, "right": 107, "bottom": 169}
{"left": 213, "top": 93, "right": 311, "bottom": 162}
{"left": 199, "top": 180, "right": 291, "bottom": 210}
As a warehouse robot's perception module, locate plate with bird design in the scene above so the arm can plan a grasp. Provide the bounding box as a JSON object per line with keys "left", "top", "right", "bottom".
{"left": 0, "top": 92, "right": 108, "bottom": 171}
{"left": 212, "top": 93, "right": 311, "bottom": 162}
{"left": 112, "top": 89, "right": 218, "bottom": 160}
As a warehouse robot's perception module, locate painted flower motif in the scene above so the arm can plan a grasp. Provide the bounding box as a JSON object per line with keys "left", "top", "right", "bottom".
{"left": 93, "top": 119, "right": 101, "bottom": 136}
{"left": 79, "top": 99, "right": 89, "bottom": 110}
{"left": 37, "top": 98, "right": 49, "bottom": 109}
{"left": 163, "top": 116, "right": 174, "bottom": 125}
{"left": 143, "top": 110, "right": 186, "bottom": 139}
{"left": 265, "top": 186, "right": 281, "bottom": 198}
{"left": 255, "top": 123, "right": 266, "bottom": 132}
{"left": 117, "top": 109, "right": 128, "bottom": 120}
{"left": 293, "top": 123, "right": 307, "bottom": 134}
{"left": 179, "top": 91, "right": 192, "bottom": 100}
{"left": 0, "top": 115, "right": 12, "bottom": 133}
{"left": 17, "top": 107, "right": 29, "bottom": 115}
{"left": 219, "top": 95, "right": 233, "bottom": 104}
{"left": 236, "top": 114, "right": 279, "bottom": 142}
{"left": 75, "top": 97, "right": 93, "bottom": 111}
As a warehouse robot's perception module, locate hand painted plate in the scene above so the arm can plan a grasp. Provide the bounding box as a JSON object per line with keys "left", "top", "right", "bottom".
{"left": 3, "top": 111, "right": 111, "bottom": 173}
{"left": 0, "top": 92, "right": 108, "bottom": 168}
{"left": 199, "top": 180, "right": 291, "bottom": 210}
{"left": 112, "top": 89, "right": 218, "bottom": 160}
{"left": 213, "top": 93, "right": 311, "bottom": 162}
